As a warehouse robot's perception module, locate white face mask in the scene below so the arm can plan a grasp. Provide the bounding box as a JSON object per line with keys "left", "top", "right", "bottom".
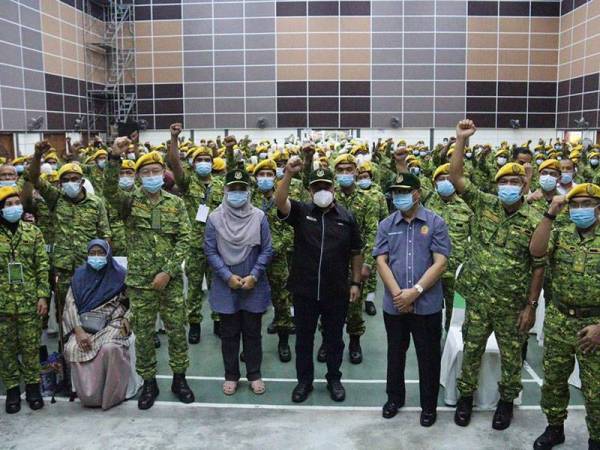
{"left": 313, "top": 189, "right": 333, "bottom": 208}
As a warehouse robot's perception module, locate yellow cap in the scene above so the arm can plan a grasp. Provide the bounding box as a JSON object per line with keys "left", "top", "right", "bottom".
{"left": 433, "top": 163, "right": 450, "bottom": 181}
{"left": 191, "top": 146, "right": 213, "bottom": 161}
{"left": 357, "top": 161, "right": 373, "bottom": 174}
{"left": 566, "top": 183, "right": 600, "bottom": 201}
{"left": 272, "top": 150, "right": 289, "bottom": 162}
{"left": 245, "top": 163, "right": 255, "bottom": 173}
{"left": 12, "top": 156, "right": 29, "bottom": 165}
{"left": 121, "top": 160, "right": 136, "bottom": 170}
{"left": 538, "top": 159, "right": 561, "bottom": 173}
{"left": 0, "top": 186, "right": 19, "bottom": 202}
{"left": 495, "top": 148, "right": 509, "bottom": 158}
{"left": 135, "top": 151, "right": 164, "bottom": 172}
{"left": 91, "top": 149, "right": 108, "bottom": 161}
{"left": 41, "top": 171, "right": 59, "bottom": 183}
{"left": 212, "top": 157, "right": 226, "bottom": 171}
{"left": 57, "top": 163, "right": 83, "bottom": 179}
{"left": 44, "top": 152, "right": 58, "bottom": 162}
{"left": 588, "top": 151, "right": 600, "bottom": 160}
{"left": 254, "top": 159, "right": 277, "bottom": 175}
{"left": 333, "top": 154, "right": 356, "bottom": 168}
{"left": 495, "top": 162, "right": 525, "bottom": 182}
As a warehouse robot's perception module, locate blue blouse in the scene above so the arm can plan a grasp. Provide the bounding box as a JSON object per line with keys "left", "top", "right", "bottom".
{"left": 204, "top": 215, "right": 273, "bottom": 314}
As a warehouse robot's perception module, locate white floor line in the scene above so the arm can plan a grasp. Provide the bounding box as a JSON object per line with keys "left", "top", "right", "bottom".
{"left": 523, "top": 362, "right": 544, "bottom": 386}
{"left": 0, "top": 395, "right": 583, "bottom": 413}
{"left": 155, "top": 375, "right": 540, "bottom": 384}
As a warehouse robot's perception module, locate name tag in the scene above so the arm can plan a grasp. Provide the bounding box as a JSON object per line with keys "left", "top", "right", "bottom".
{"left": 8, "top": 262, "right": 24, "bottom": 284}
{"left": 196, "top": 204, "right": 210, "bottom": 223}
{"left": 151, "top": 209, "right": 161, "bottom": 230}
{"left": 306, "top": 216, "right": 317, "bottom": 222}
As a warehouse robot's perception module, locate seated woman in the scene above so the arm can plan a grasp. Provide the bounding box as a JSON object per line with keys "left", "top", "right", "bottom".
{"left": 204, "top": 169, "right": 273, "bottom": 396}
{"left": 63, "top": 239, "right": 132, "bottom": 410}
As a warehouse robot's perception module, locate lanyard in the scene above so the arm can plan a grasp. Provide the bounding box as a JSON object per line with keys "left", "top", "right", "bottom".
{"left": 202, "top": 184, "right": 212, "bottom": 205}
{"left": 261, "top": 197, "right": 274, "bottom": 213}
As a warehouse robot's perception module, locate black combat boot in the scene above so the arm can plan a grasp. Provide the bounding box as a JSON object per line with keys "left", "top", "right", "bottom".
{"left": 278, "top": 332, "right": 291, "bottom": 363}
{"left": 533, "top": 425, "right": 565, "bottom": 449}
{"left": 188, "top": 323, "right": 201, "bottom": 344}
{"left": 171, "top": 373, "right": 195, "bottom": 404}
{"left": 364, "top": 301, "right": 377, "bottom": 316}
{"left": 138, "top": 378, "right": 159, "bottom": 410}
{"left": 5, "top": 386, "right": 21, "bottom": 414}
{"left": 349, "top": 335, "right": 363, "bottom": 364}
{"left": 25, "top": 383, "right": 44, "bottom": 410}
{"left": 492, "top": 399, "right": 513, "bottom": 430}
{"left": 454, "top": 396, "right": 473, "bottom": 427}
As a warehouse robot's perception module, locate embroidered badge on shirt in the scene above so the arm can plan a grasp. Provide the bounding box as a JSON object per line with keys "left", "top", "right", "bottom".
{"left": 420, "top": 225, "right": 429, "bottom": 235}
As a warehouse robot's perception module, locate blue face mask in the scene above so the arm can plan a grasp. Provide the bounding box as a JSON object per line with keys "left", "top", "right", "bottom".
{"left": 497, "top": 184, "right": 522, "bottom": 205}
{"left": 393, "top": 192, "right": 415, "bottom": 212}
{"left": 570, "top": 207, "right": 597, "bottom": 229}
{"left": 410, "top": 167, "right": 421, "bottom": 176}
{"left": 195, "top": 161, "right": 212, "bottom": 177}
{"left": 0, "top": 180, "right": 17, "bottom": 188}
{"left": 15, "top": 165, "right": 24, "bottom": 174}
{"left": 465, "top": 152, "right": 473, "bottom": 159}
{"left": 497, "top": 157, "right": 507, "bottom": 166}
{"left": 62, "top": 181, "right": 82, "bottom": 199}
{"left": 539, "top": 174, "right": 557, "bottom": 192}
{"left": 2, "top": 205, "right": 23, "bottom": 223}
{"left": 141, "top": 175, "right": 164, "bottom": 193}
{"left": 436, "top": 179, "right": 455, "bottom": 197}
{"left": 276, "top": 167, "right": 284, "bottom": 179}
{"left": 119, "top": 176, "right": 135, "bottom": 190}
{"left": 87, "top": 255, "right": 107, "bottom": 271}
{"left": 336, "top": 174, "right": 355, "bottom": 187}
{"left": 357, "top": 178, "right": 372, "bottom": 190}
{"left": 227, "top": 190, "right": 249, "bottom": 208}
{"left": 257, "top": 177, "right": 275, "bottom": 192}
{"left": 97, "top": 160, "right": 106, "bottom": 170}
{"left": 591, "top": 159, "right": 599, "bottom": 167}
{"left": 561, "top": 172, "right": 573, "bottom": 184}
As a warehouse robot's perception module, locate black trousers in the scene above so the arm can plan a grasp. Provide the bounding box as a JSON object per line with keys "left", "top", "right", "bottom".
{"left": 220, "top": 310, "right": 263, "bottom": 382}
{"left": 294, "top": 296, "right": 348, "bottom": 384}
{"left": 383, "top": 311, "right": 442, "bottom": 412}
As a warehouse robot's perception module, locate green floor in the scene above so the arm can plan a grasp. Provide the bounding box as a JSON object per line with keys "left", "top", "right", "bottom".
{"left": 2, "top": 291, "right": 585, "bottom": 409}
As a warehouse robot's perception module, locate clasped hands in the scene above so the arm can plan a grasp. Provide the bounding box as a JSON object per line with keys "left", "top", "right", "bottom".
{"left": 228, "top": 274, "right": 256, "bottom": 291}
{"left": 392, "top": 288, "right": 419, "bottom": 313}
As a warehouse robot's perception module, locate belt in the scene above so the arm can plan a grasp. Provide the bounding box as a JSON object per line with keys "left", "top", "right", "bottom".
{"left": 554, "top": 301, "right": 600, "bottom": 319}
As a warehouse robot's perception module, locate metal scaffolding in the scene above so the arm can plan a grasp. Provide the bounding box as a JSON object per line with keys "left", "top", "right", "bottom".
{"left": 83, "top": 0, "right": 136, "bottom": 139}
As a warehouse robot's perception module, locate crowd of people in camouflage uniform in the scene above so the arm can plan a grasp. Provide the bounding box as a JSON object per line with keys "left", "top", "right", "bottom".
{"left": 0, "top": 119, "right": 599, "bottom": 450}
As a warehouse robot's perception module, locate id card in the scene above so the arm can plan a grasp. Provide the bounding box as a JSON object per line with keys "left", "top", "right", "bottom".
{"left": 151, "top": 209, "right": 161, "bottom": 230}
{"left": 8, "top": 262, "right": 24, "bottom": 284}
{"left": 195, "top": 204, "right": 210, "bottom": 223}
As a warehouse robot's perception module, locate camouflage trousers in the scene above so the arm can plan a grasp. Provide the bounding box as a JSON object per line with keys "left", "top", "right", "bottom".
{"left": 457, "top": 293, "right": 528, "bottom": 401}
{"left": 130, "top": 283, "right": 189, "bottom": 380}
{"left": 186, "top": 247, "right": 219, "bottom": 325}
{"left": 441, "top": 272, "right": 456, "bottom": 332}
{"left": 363, "top": 268, "right": 377, "bottom": 301}
{"left": 0, "top": 313, "right": 41, "bottom": 389}
{"left": 267, "top": 256, "right": 293, "bottom": 332}
{"left": 541, "top": 303, "right": 600, "bottom": 441}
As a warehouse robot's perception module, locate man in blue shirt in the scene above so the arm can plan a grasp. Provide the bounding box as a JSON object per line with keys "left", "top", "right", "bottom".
{"left": 373, "top": 172, "right": 451, "bottom": 426}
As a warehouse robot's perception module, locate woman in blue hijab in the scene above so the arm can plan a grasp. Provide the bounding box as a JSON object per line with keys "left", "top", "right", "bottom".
{"left": 62, "top": 239, "right": 138, "bottom": 410}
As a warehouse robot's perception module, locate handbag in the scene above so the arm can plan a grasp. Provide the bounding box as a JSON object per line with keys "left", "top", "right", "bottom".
{"left": 79, "top": 302, "right": 120, "bottom": 335}
{"left": 79, "top": 311, "right": 109, "bottom": 334}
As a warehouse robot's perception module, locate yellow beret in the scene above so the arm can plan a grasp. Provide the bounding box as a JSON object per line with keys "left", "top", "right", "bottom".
{"left": 121, "top": 160, "right": 136, "bottom": 170}
{"left": 357, "top": 161, "right": 373, "bottom": 174}
{"left": 0, "top": 186, "right": 19, "bottom": 202}
{"left": 446, "top": 148, "right": 455, "bottom": 158}
{"left": 246, "top": 163, "right": 255, "bottom": 173}
{"left": 534, "top": 152, "right": 547, "bottom": 160}
{"left": 589, "top": 151, "right": 600, "bottom": 159}
{"left": 495, "top": 162, "right": 525, "bottom": 182}
{"left": 272, "top": 150, "right": 289, "bottom": 162}
{"left": 191, "top": 146, "right": 212, "bottom": 161}
{"left": 538, "top": 159, "right": 561, "bottom": 173}
{"left": 41, "top": 171, "right": 59, "bottom": 183}
{"left": 91, "top": 149, "right": 108, "bottom": 160}
{"left": 12, "top": 156, "right": 28, "bottom": 165}
{"left": 186, "top": 147, "right": 198, "bottom": 157}
{"left": 408, "top": 159, "right": 422, "bottom": 168}
{"left": 135, "top": 151, "right": 164, "bottom": 172}
{"left": 334, "top": 154, "right": 356, "bottom": 168}
{"left": 57, "top": 163, "right": 83, "bottom": 179}
{"left": 44, "top": 152, "right": 58, "bottom": 161}
{"left": 433, "top": 163, "right": 450, "bottom": 180}
{"left": 495, "top": 148, "right": 509, "bottom": 158}
{"left": 212, "top": 157, "right": 226, "bottom": 171}
{"left": 254, "top": 159, "right": 277, "bottom": 175}
{"left": 566, "top": 183, "right": 600, "bottom": 201}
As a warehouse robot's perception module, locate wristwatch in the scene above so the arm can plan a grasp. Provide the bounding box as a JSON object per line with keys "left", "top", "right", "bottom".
{"left": 351, "top": 281, "right": 362, "bottom": 288}
{"left": 414, "top": 284, "right": 424, "bottom": 295}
